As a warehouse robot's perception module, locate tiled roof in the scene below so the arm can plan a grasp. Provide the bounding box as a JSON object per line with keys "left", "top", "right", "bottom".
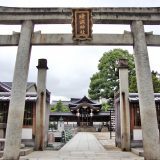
{"left": 0, "top": 82, "right": 36, "bottom": 92}
{"left": 70, "top": 96, "right": 100, "bottom": 105}
{"left": 49, "top": 111, "right": 111, "bottom": 117}
{"left": 69, "top": 96, "right": 101, "bottom": 108}
{"left": 50, "top": 112, "right": 76, "bottom": 116}
{"left": 0, "top": 82, "right": 50, "bottom": 103}
{"left": 0, "top": 82, "right": 11, "bottom": 92}
{"left": 0, "top": 92, "right": 37, "bottom": 101}
{"left": 129, "top": 93, "right": 160, "bottom": 102}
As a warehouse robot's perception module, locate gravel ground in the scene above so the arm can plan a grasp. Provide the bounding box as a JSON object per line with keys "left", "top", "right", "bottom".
{"left": 93, "top": 132, "right": 120, "bottom": 151}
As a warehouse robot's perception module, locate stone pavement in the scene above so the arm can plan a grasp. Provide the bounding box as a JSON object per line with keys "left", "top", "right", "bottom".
{"left": 60, "top": 132, "right": 106, "bottom": 152}
{"left": 20, "top": 132, "right": 144, "bottom": 160}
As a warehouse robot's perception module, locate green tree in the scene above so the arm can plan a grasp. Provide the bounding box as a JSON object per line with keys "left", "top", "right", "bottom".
{"left": 87, "top": 73, "right": 103, "bottom": 99}
{"left": 88, "top": 48, "right": 160, "bottom": 106}
{"left": 88, "top": 48, "right": 136, "bottom": 105}
{"left": 152, "top": 71, "right": 160, "bottom": 92}
{"left": 130, "top": 71, "right": 160, "bottom": 93}
{"left": 51, "top": 100, "right": 69, "bottom": 112}
{"left": 101, "top": 102, "right": 110, "bottom": 112}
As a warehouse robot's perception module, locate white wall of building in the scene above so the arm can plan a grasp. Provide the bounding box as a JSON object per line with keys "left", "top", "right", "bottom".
{"left": 133, "top": 129, "right": 142, "bottom": 140}
{"left": 21, "top": 128, "right": 32, "bottom": 139}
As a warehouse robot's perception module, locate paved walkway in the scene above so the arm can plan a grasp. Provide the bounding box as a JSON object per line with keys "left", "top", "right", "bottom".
{"left": 60, "top": 132, "right": 106, "bottom": 152}
{"left": 20, "top": 132, "right": 144, "bottom": 160}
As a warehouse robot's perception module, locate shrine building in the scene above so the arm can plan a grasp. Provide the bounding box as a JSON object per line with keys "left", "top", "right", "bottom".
{"left": 0, "top": 82, "right": 50, "bottom": 146}
{"left": 50, "top": 96, "right": 112, "bottom": 132}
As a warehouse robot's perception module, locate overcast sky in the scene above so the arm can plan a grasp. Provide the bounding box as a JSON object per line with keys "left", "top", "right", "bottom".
{"left": 0, "top": 0, "right": 160, "bottom": 100}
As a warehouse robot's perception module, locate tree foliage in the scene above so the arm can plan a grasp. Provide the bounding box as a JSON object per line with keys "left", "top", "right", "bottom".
{"left": 88, "top": 48, "right": 160, "bottom": 106}
{"left": 129, "top": 71, "right": 160, "bottom": 93}
{"left": 152, "top": 71, "right": 160, "bottom": 92}
{"left": 88, "top": 48, "right": 136, "bottom": 105}
{"left": 101, "top": 102, "right": 110, "bottom": 112}
{"left": 51, "top": 100, "right": 69, "bottom": 112}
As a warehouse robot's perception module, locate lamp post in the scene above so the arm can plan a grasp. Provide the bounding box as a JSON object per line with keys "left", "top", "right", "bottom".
{"left": 109, "top": 109, "right": 112, "bottom": 139}
{"left": 99, "top": 89, "right": 104, "bottom": 103}
{"left": 58, "top": 116, "right": 64, "bottom": 132}
{"left": 76, "top": 110, "right": 80, "bottom": 126}
{"left": 90, "top": 109, "right": 93, "bottom": 126}
{"left": 109, "top": 108, "right": 115, "bottom": 139}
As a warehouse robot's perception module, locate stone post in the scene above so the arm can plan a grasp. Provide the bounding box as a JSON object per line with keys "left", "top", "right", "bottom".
{"left": 57, "top": 117, "right": 64, "bottom": 132}
{"left": 35, "top": 59, "right": 48, "bottom": 151}
{"left": 77, "top": 110, "right": 80, "bottom": 126}
{"left": 90, "top": 109, "right": 93, "bottom": 126}
{"left": 131, "top": 20, "right": 160, "bottom": 160}
{"left": 3, "top": 20, "right": 34, "bottom": 160}
{"left": 118, "top": 59, "right": 130, "bottom": 151}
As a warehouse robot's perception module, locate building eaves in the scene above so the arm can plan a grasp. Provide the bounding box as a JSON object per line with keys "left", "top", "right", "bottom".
{"left": 129, "top": 93, "right": 160, "bottom": 102}
{"left": 0, "top": 82, "right": 11, "bottom": 92}
{"left": 0, "top": 92, "right": 37, "bottom": 101}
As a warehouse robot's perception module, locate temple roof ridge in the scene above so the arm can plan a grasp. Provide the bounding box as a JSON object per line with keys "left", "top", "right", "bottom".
{"left": 69, "top": 95, "right": 100, "bottom": 105}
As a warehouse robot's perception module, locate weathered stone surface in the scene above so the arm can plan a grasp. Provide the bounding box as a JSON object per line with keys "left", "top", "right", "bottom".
{"left": 118, "top": 59, "right": 130, "bottom": 151}
{"left": 131, "top": 20, "right": 160, "bottom": 160}
{"left": 35, "top": 59, "right": 48, "bottom": 151}
{"left": 2, "top": 20, "right": 34, "bottom": 160}
{"left": 0, "top": 6, "right": 160, "bottom": 24}
{"left": 0, "top": 5, "right": 159, "bottom": 159}
{"left": 1, "top": 32, "right": 160, "bottom": 46}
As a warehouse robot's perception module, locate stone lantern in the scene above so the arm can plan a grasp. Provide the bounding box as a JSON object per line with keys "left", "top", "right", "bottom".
{"left": 58, "top": 116, "right": 64, "bottom": 132}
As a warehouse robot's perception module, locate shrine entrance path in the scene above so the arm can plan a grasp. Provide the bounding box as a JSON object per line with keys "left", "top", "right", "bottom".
{"left": 60, "top": 132, "right": 106, "bottom": 152}
{"left": 20, "top": 132, "right": 144, "bottom": 160}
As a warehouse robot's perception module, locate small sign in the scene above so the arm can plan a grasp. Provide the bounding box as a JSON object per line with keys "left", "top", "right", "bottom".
{"left": 72, "top": 9, "right": 92, "bottom": 41}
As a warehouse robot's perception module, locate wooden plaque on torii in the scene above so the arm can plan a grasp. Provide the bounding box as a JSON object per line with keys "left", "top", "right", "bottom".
{"left": 72, "top": 9, "right": 92, "bottom": 41}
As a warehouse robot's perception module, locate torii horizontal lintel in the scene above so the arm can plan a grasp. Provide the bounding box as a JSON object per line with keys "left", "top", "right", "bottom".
{"left": 0, "top": 6, "right": 160, "bottom": 25}
{"left": 0, "top": 32, "right": 159, "bottom": 46}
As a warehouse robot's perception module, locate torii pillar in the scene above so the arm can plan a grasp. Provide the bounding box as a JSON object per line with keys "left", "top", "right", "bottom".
{"left": 118, "top": 59, "right": 130, "bottom": 151}
{"left": 131, "top": 20, "right": 160, "bottom": 160}
{"left": 3, "top": 21, "right": 34, "bottom": 160}
{"left": 35, "top": 59, "right": 48, "bottom": 151}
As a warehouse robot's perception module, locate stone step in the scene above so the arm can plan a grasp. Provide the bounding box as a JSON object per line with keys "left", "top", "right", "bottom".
{"left": 131, "top": 148, "right": 144, "bottom": 157}
{"left": 18, "top": 149, "right": 144, "bottom": 160}
{"left": 20, "top": 147, "right": 34, "bottom": 156}
{"left": 0, "top": 147, "right": 33, "bottom": 158}
{"left": 59, "top": 150, "right": 144, "bottom": 159}
{"left": 20, "top": 151, "right": 144, "bottom": 160}
{"left": 20, "top": 158, "right": 124, "bottom": 160}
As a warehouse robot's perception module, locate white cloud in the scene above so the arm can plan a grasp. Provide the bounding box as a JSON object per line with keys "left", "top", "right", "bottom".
{"left": 0, "top": 0, "right": 160, "bottom": 98}
{"left": 1, "top": 0, "right": 160, "bottom": 7}
{"left": 50, "top": 95, "right": 70, "bottom": 102}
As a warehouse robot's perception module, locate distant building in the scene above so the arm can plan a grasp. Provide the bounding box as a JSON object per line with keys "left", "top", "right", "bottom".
{"left": 50, "top": 96, "right": 112, "bottom": 131}
{"left": 114, "top": 92, "right": 160, "bottom": 147}
{"left": 0, "top": 82, "right": 50, "bottom": 146}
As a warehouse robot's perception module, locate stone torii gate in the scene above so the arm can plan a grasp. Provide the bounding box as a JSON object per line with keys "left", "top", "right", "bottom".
{"left": 0, "top": 6, "right": 160, "bottom": 160}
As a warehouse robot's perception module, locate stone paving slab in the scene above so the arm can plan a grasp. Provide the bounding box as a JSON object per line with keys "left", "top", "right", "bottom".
{"left": 20, "top": 151, "right": 144, "bottom": 160}
{"left": 131, "top": 148, "right": 144, "bottom": 157}
{"left": 20, "top": 132, "right": 144, "bottom": 160}
{"left": 60, "top": 132, "right": 106, "bottom": 152}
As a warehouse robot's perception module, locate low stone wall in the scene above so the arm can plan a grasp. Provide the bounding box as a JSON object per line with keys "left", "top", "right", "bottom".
{"left": 101, "top": 127, "right": 108, "bottom": 132}
{"left": 131, "top": 140, "right": 143, "bottom": 148}
{"left": 77, "top": 127, "right": 96, "bottom": 132}
{"left": 77, "top": 126, "right": 108, "bottom": 132}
